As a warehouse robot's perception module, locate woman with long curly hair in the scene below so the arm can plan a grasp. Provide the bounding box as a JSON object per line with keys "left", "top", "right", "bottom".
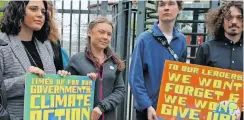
{"left": 0, "top": 1, "right": 69, "bottom": 119}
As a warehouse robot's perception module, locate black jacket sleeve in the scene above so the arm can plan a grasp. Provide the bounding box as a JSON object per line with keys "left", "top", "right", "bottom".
{"left": 194, "top": 43, "right": 209, "bottom": 65}
{"left": 180, "top": 46, "right": 187, "bottom": 62}
{"left": 50, "top": 40, "right": 64, "bottom": 71}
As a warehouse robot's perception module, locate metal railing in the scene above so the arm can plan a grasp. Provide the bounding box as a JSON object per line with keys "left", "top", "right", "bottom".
{"left": 0, "top": 1, "right": 221, "bottom": 120}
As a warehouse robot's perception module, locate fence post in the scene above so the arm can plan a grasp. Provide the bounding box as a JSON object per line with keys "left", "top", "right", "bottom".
{"left": 136, "top": 1, "right": 146, "bottom": 38}
{"left": 101, "top": 1, "right": 108, "bottom": 16}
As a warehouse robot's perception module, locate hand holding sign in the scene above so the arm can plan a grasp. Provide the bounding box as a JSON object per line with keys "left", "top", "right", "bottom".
{"left": 91, "top": 107, "right": 102, "bottom": 120}
{"left": 87, "top": 73, "right": 98, "bottom": 80}
{"left": 147, "top": 106, "right": 158, "bottom": 120}
{"left": 28, "top": 66, "right": 45, "bottom": 78}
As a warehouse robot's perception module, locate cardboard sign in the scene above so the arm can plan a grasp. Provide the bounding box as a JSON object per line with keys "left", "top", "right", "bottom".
{"left": 156, "top": 60, "right": 243, "bottom": 120}
{"left": 24, "top": 74, "right": 95, "bottom": 120}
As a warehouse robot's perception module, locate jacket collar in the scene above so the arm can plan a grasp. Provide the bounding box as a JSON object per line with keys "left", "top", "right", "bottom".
{"left": 152, "top": 21, "right": 181, "bottom": 40}
{"left": 1, "top": 33, "right": 55, "bottom": 73}
{"left": 85, "top": 44, "right": 116, "bottom": 63}
{"left": 219, "top": 36, "right": 243, "bottom": 47}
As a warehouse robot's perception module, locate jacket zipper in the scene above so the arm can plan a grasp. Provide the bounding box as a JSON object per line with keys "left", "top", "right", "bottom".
{"left": 85, "top": 52, "right": 110, "bottom": 120}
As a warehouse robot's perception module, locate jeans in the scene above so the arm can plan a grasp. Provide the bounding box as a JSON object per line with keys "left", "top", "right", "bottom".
{"left": 136, "top": 109, "right": 148, "bottom": 120}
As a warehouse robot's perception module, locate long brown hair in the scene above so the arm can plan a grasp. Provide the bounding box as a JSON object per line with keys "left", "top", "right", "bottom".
{"left": 87, "top": 17, "right": 125, "bottom": 71}
{"left": 205, "top": 1, "right": 243, "bottom": 40}
{"left": 47, "top": 1, "right": 60, "bottom": 42}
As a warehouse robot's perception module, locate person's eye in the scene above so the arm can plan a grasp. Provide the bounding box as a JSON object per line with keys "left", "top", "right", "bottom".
{"left": 169, "top": 2, "right": 176, "bottom": 6}
{"left": 98, "top": 30, "right": 104, "bottom": 34}
{"left": 237, "top": 16, "right": 243, "bottom": 21}
{"left": 41, "top": 9, "right": 46, "bottom": 15}
{"left": 30, "top": 7, "right": 37, "bottom": 12}
{"left": 158, "top": 2, "right": 165, "bottom": 7}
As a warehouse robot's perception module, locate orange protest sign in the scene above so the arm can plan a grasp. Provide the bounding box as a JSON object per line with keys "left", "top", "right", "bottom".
{"left": 156, "top": 60, "right": 243, "bottom": 120}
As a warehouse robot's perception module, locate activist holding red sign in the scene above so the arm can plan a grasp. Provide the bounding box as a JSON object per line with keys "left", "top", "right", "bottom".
{"left": 195, "top": 1, "right": 243, "bottom": 119}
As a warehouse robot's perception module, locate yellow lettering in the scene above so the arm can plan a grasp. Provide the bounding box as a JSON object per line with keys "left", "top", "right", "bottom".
{"left": 84, "top": 94, "right": 91, "bottom": 106}
{"left": 30, "top": 85, "right": 36, "bottom": 93}
{"left": 178, "top": 97, "right": 187, "bottom": 106}
{"left": 55, "top": 109, "right": 65, "bottom": 120}
{"left": 184, "top": 86, "right": 194, "bottom": 96}
{"left": 229, "top": 94, "right": 239, "bottom": 103}
{"left": 30, "top": 95, "right": 40, "bottom": 109}
{"left": 165, "top": 83, "right": 174, "bottom": 92}
{"left": 164, "top": 95, "right": 178, "bottom": 104}
{"left": 81, "top": 108, "right": 90, "bottom": 120}
{"left": 56, "top": 95, "right": 67, "bottom": 107}
{"left": 43, "top": 110, "right": 54, "bottom": 120}
{"left": 214, "top": 91, "right": 224, "bottom": 101}
{"left": 233, "top": 83, "right": 242, "bottom": 91}
{"left": 204, "top": 89, "right": 214, "bottom": 99}
{"left": 208, "top": 102, "right": 217, "bottom": 110}
{"left": 169, "top": 73, "right": 181, "bottom": 82}
{"left": 76, "top": 95, "right": 84, "bottom": 106}
{"left": 199, "top": 78, "right": 212, "bottom": 87}
{"left": 182, "top": 75, "right": 191, "bottom": 84}
{"left": 68, "top": 95, "right": 76, "bottom": 107}
{"left": 30, "top": 110, "right": 42, "bottom": 120}
{"left": 189, "top": 109, "right": 200, "bottom": 120}
{"left": 66, "top": 109, "right": 71, "bottom": 120}
{"left": 71, "top": 108, "right": 81, "bottom": 120}
{"left": 41, "top": 95, "right": 49, "bottom": 108}
{"left": 195, "top": 99, "right": 208, "bottom": 109}
{"left": 213, "top": 80, "right": 222, "bottom": 89}
{"left": 161, "top": 104, "right": 172, "bottom": 115}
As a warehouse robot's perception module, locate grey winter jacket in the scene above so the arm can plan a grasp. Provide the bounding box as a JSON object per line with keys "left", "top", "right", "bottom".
{"left": 0, "top": 39, "right": 10, "bottom": 120}
{"left": 66, "top": 49, "right": 125, "bottom": 120}
{"left": 0, "top": 33, "right": 56, "bottom": 120}
{"left": 0, "top": 70, "right": 9, "bottom": 120}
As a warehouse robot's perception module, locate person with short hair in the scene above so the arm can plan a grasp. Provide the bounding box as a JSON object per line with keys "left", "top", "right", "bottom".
{"left": 129, "top": 0, "right": 187, "bottom": 120}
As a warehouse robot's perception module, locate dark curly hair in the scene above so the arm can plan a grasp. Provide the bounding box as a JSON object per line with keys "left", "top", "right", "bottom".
{"left": 205, "top": 1, "right": 243, "bottom": 40}
{"left": 0, "top": 1, "right": 49, "bottom": 42}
